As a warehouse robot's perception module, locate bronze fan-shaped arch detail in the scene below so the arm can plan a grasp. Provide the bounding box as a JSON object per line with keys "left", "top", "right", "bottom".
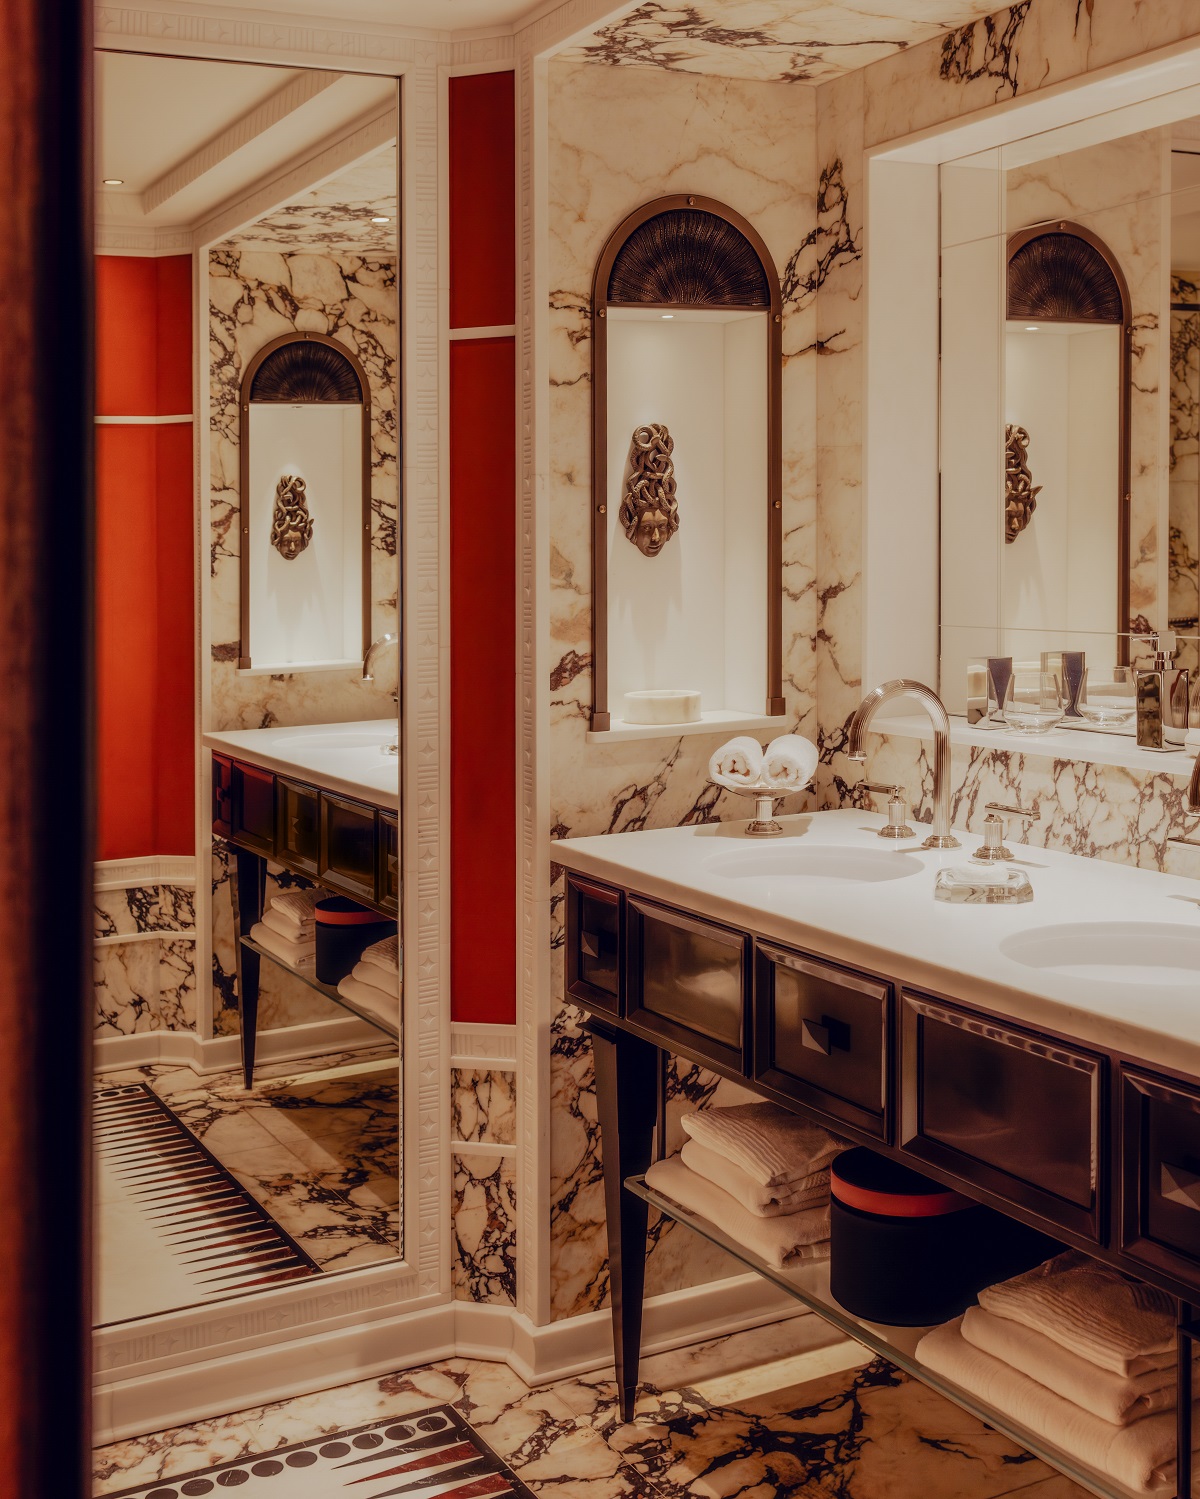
{"left": 607, "top": 209, "right": 770, "bottom": 307}
{"left": 1007, "top": 230, "right": 1125, "bottom": 323}
{"left": 249, "top": 336, "right": 363, "bottom": 402}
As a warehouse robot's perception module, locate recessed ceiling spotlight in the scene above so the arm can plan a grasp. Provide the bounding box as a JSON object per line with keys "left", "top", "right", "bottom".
{"left": 371, "top": 215, "right": 391, "bottom": 224}
{"left": 661, "top": 313, "right": 674, "bottom": 320}
{"left": 102, "top": 178, "right": 124, "bottom": 186}
{"left": 1025, "top": 324, "right": 1039, "bottom": 332}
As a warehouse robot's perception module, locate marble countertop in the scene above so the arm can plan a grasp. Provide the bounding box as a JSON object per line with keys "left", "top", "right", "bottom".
{"left": 553, "top": 808, "right": 1200, "bottom": 1076}
{"left": 203, "top": 720, "right": 399, "bottom": 811}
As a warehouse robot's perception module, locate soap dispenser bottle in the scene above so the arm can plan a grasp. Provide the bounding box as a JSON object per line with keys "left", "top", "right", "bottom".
{"left": 1135, "top": 636, "right": 1190, "bottom": 749}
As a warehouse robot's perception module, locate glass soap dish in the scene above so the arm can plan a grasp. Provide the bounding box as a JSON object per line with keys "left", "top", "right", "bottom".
{"left": 934, "top": 866, "right": 1033, "bottom": 904}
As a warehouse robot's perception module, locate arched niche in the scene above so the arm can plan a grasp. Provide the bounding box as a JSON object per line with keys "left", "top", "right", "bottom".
{"left": 590, "top": 195, "right": 784, "bottom": 734}
{"left": 237, "top": 331, "right": 372, "bottom": 672}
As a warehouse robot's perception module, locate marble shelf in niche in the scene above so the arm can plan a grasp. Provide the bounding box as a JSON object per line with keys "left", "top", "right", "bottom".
{"left": 587, "top": 709, "right": 789, "bottom": 746}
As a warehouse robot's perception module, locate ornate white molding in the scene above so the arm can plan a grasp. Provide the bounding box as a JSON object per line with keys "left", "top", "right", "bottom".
{"left": 515, "top": 0, "right": 632, "bottom": 57}
{"left": 450, "top": 1022, "right": 518, "bottom": 1066}
{"left": 94, "top": 855, "right": 197, "bottom": 889}
{"left": 95, "top": 224, "right": 194, "bottom": 255}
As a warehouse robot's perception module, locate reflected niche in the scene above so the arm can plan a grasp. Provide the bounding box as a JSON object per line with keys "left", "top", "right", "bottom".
{"left": 1004, "top": 222, "right": 1132, "bottom": 661}
{"left": 239, "top": 331, "right": 372, "bottom": 671}
{"left": 590, "top": 195, "right": 784, "bottom": 733}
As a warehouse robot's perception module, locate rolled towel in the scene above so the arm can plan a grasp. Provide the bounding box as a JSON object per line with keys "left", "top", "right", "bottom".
{"left": 681, "top": 1139, "right": 829, "bottom": 1218}
{"left": 917, "top": 1318, "right": 1197, "bottom": 1493}
{"left": 645, "top": 1154, "right": 828, "bottom": 1270}
{"left": 351, "top": 959, "right": 400, "bottom": 996}
{"left": 680, "top": 1102, "right": 845, "bottom": 1189}
{"left": 269, "top": 889, "right": 318, "bottom": 929}
{"left": 261, "top": 906, "right": 314, "bottom": 943}
{"left": 978, "top": 1250, "right": 1176, "bottom": 1376}
{"left": 359, "top": 934, "right": 401, "bottom": 976}
{"left": 708, "top": 735, "right": 765, "bottom": 786}
{"left": 337, "top": 974, "right": 400, "bottom": 1029}
{"left": 961, "top": 1305, "right": 1190, "bottom": 1427}
{"left": 762, "top": 733, "right": 818, "bottom": 790}
{"left": 250, "top": 921, "right": 314, "bottom": 971}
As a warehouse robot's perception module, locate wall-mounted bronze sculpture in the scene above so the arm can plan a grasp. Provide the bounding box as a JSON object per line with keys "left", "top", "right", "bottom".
{"left": 1004, "top": 424, "right": 1041, "bottom": 544}
{"left": 620, "top": 424, "right": 679, "bottom": 556}
{"left": 270, "top": 474, "right": 315, "bottom": 559}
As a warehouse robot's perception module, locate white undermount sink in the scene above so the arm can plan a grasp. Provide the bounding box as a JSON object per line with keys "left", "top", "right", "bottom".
{"left": 1000, "top": 922, "right": 1200, "bottom": 989}
{"left": 706, "top": 845, "right": 924, "bottom": 884}
{"left": 273, "top": 725, "right": 395, "bottom": 753}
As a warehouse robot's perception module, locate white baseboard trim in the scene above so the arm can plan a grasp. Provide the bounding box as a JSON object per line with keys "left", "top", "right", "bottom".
{"left": 93, "top": 1014, "right": 383, "bottom": 1076}
{"left": 94, "top": 855, "right": 198, "bottom": 890}
{"left": 93, "top": 1273, "right": 822, "bottom": 1447}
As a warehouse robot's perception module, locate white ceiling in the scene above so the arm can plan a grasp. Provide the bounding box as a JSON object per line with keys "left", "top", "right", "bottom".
{"left": 156, "top": 0, "right": 553, "bottom": 32}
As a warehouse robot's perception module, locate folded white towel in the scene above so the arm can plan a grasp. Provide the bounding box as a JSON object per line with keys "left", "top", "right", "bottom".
{"left": 680, "top": 1102, "right": 844, "bottom": 1189}
{"left": 979, "top": 1251, "right": 1176, "bottom": 1376}
{"left": 708, "top": 736, "right": 764, "bottom": 786}
{"left": 337, "top": 974, "right": 401, "bottom": 1028}
{"left": 351, "top": 959, "right": 399, "bottom": 996}
{"left": 645, "top": 1155, "right": 828, "bottom": 1270}
{"left": 918, "top": 1318, "right": 1197, "bottom": 1493}
{"left": 261, "top": 906, "right": 314, "bottom": 942}
{"left": 250, "top": 921, "right": 314, "bottom": 971}
{"left": 680, "top": 1140, "right": 829, "bottom": 1218}
{"left": 762, "top": 733, "right": 818, "bottom": 790}
{"left": 359, "top": 934, "right": 401, "bottom": 976}
{"left": 269, "top": 889, "right": 318, "bottom": 929}
{"left": 961, "top": 1305, "right": 1188, "bottom": 1427}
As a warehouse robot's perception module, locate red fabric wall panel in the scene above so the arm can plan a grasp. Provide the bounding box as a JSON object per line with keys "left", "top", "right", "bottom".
{"left": 450, "top": 336, "right": 516, "bottom": 1024}
{"left": 448, "top": 72, "right": 515, "bottom": 331}
{"left": 94, "top": 254, "right": 195, "bottom": 861}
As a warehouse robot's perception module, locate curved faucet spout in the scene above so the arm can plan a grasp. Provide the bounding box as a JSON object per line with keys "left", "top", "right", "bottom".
{"left": 847, "top": 678, "right": 960, "bottom": 850}
{"left": 362, "top": 631, "right": 399, "bottom": 683}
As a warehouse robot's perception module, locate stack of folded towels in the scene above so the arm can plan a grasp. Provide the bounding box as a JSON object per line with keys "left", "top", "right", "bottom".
{"left": 337, "top": 934, "right": 401, "bottom": 1027}
{"left": 917, "top": 1251, "right": 1197, "bottom": 1493}
{"left": 249, "top": 889, "right": 317, "bottom": 972}
{"left": 644, "top": 1101, "right": 843, "bottom": 1269}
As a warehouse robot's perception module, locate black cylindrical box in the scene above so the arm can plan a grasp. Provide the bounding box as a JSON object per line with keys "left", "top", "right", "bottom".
{"left": 829, "top": 1148, "right": 1059, "bottom": 1325}
{"left": 314, "top": 897, "right": 395, "bottom": 985}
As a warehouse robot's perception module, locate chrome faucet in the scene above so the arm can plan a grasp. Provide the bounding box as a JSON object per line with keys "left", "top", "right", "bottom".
{"left": 1168, "top": 750, "right": 1200, "bottom": 851}
{"left": 847, "top": 679, "right": 960, "bottom": 850}
{"left": 363, "top": 631, "right": 398, "bottom": 681}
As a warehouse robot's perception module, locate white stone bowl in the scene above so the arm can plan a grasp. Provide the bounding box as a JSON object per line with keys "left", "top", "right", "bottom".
{"left": 622, "top": 689, "right": 702, "bottom": 725}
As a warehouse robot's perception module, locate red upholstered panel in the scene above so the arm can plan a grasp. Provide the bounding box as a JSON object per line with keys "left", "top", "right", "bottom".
{"left": 94, "top": 254, "right": 195, "bottom": 861}
{"left": 450, "top": 336, "right": 516, "bottom": 1024}
{"left": 448, "top": 72, "right": 515, "bottom": 331}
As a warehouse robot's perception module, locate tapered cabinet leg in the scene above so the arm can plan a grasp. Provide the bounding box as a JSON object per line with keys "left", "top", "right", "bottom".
{"left": 231, "top": 847, "right": 267, "bottom": 1089}
{"left": 588, "top": 1017, "right": 661, "bottom": 1423}
{"left": 1180, "top": 1302, "right": 1194, "bottom": 1499}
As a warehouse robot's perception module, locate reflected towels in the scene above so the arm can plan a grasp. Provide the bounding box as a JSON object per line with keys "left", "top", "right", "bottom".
{"left": 645, "top": 1154, "right": 829, "bottom": 1270}
{"left": 680, "top": 1138, "right": 829, "bottom": 1218}
{"left": 359, "top": 934, "right": 401, "bottom": 977}
{"left": 680, "top": 1102, "right": 844, "bottom": 1189}
{"left": 917, "top": 1318, "right": 1196, "bottom": 1493}
{"left": 268, "top": 888, "right": 318, "bottom": 937}
{"left": 249, "top": 921, "right": 314, "bottom": 972}
{"left": 762, "top": 734, "right": 818, "bottom": 790}
{"left": 708, "top": 736, "right": 764, "bottom": 786}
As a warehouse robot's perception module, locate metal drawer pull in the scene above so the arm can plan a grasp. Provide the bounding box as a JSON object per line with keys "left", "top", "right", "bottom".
{"left": 1161, "top": 1162, "right": 1200, "bottom": 1210}
{"left": 581, "top": 930, "right": 601, "bottom": 959}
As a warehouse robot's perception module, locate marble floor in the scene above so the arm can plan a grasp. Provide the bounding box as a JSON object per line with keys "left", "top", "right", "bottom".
{"left": 94, "top": 1045, "right": 401, "bottom": 1322}
{"left": 94, "top": 1319, "right": 1092, "bottom": 1498}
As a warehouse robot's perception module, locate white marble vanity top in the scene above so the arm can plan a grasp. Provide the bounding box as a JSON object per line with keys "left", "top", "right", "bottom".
{"left": 553, "top": 808, "right": 1200, "bottom": 1075}
{"left": 203, "top": 720, "right": 399, "bottom": 810}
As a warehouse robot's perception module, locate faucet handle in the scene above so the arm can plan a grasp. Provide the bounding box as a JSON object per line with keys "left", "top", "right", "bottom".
{"left": 863, "top": 782, "right": 914, "bottom": 840}
{"left": 975, "top": 801, "right": 1039, "bottom": 862}
{"left": 985, "top": 801, "right": 1040, "bottom": 824}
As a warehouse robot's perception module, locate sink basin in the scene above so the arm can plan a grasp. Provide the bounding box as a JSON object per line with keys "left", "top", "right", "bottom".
{"left": 275, "top": 727, "right": 395, "bottom": 752}
{"left": 707, "top": 845, "right": 924, "bottom": 885}
{"left": 1000, "top": 922, "right": 1200, "bottom": 989}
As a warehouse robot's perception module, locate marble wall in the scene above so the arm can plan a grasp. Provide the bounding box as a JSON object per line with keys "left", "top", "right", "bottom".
{"left": 207, "top": 245, "right": 400, "bottom": 1036}
{"left": 451, "top": 1069, "right": 518, "bottom": 1305}
{"left": 1171, "top": 275, "right": 1200, "bottom": 671}
{"left": 95, "top": 883, "right": 197, "bottom": 1036}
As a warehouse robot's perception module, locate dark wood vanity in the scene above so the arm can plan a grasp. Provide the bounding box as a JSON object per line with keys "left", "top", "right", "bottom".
{"left": 566, "top": 867, "right": 1200, "bottom": 1476}
{"left": 212, "top": 752, "right": 399, "bottom": 1085}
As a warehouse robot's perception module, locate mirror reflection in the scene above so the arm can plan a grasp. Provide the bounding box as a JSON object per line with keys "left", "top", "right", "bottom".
{"left": 93, "top": 51, "right": 402, "bottom": 1328}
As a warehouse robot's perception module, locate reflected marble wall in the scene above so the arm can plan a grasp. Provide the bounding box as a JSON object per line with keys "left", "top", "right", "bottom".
{"left": 95, "top": 884, "right": 197, "bottom": 1035}
{"left": 452, "top": 1069, "right": 518, "bottom": 1305}
{"left": 1171, "top": 275, "right": 1200, "bottom": 671}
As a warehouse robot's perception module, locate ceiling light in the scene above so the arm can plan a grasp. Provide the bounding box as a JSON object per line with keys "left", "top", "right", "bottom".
{"left": 1025, "top": 324, "right": 1039, "bottom": 332}
{"left": 371, "top": 215, "right": 391, "bottom": 224}
{"left": 661, "top": 313, "right": 674, "bottom": 320}
{"left": 102, "top": 178, "right": 124, "bottom": 186}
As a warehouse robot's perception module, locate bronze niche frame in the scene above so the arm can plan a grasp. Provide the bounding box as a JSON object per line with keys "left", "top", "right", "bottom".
{"left": 589, "top": 194, "right": 785, "bottom": 733}
{"left": 237, "top": 330, "right": 373, "bottom": 670}
{"left": 1005, "top": 220, "right": 1133, "bottom": 661}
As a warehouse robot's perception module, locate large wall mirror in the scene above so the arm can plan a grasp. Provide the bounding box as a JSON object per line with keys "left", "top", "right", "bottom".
{"left": 939, "top": 110, "right": 1200, "bottom": 716}
{"left": 93, "top": 48, "right": 403, "bottom": 1376}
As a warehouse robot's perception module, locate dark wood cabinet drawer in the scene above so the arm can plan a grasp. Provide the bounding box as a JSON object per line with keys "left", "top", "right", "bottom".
{"left": 230, "top": 761, "right": 276, "bottom": 855}
{"left": 212, "top": 753, "right": 232, "bottom": 838}
{"left": 1121, "top": 1067, "right": 1200, "bottom": 1291}
{"left": 901, "top": 991, "right": 1105, "bottom": 1241}
{"left": 276, "top": 777, "right": 320, "bottom": 875}
{"left": 754, "top": 941, "right": 890, "bottom": 1139}
{"left": 377, "top": 811, "right": 400, "bottom": 916}
{"left": 566, "top": 875, "right": 622, "bottom": 1014}
{"left": 319, "top": 792, "right": 378, "bottom": 902}
{"left": 627, "top": 896, "right": 747, "bottom": 1072}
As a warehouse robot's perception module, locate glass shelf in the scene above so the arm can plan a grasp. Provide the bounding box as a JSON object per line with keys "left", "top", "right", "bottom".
{"left": 627, "top": 1174, "right": 1144, "bottom": 1499}
{"left": 240, "top": 935, "right": 399, "bottom": 1041}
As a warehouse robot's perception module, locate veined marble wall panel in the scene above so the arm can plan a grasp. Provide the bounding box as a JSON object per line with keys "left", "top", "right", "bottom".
{"left": 452, "top": 1153, "right": 517, "bottom": 1306}
{"left": 94, "top": 884, "right": 197, "bottom": 1035}
{"left": 1171, "top": 276, "right": 1200, "bottom": 672}
{"left": 1006, "top": 132, "right": 1167, "bottom": 633}
{"left": 546, "top": 60, "right": 824, "bottom": 1319}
